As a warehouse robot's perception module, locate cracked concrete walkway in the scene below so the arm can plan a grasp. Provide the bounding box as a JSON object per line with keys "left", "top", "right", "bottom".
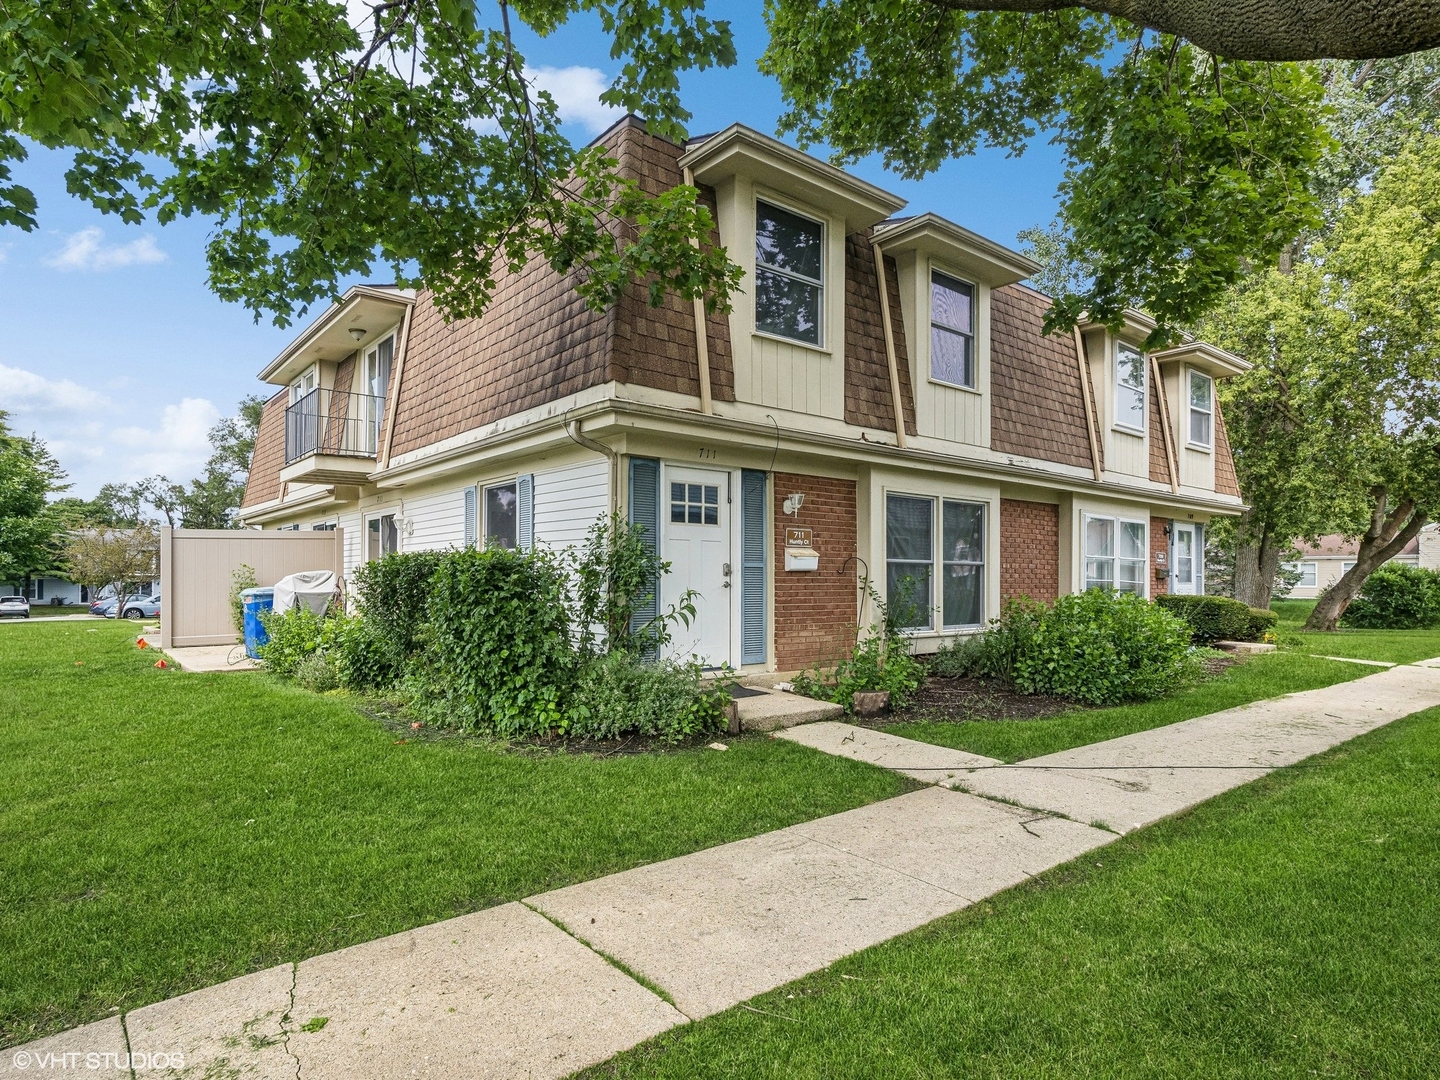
{"left": 9, "top": 659, "right": 1440, "bottom": 1079}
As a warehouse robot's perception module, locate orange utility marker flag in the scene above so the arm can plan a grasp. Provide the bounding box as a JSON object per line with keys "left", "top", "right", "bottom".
{"left": 136, "top": 637, "right": 148, "bottom": 649}
{"left": 154, "top": 659, "right": 168, "bottom": 669}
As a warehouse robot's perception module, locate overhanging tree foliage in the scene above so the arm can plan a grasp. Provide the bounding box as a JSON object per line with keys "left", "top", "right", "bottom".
{"left": 4, "top": 2, "right": 1437, "bottom": 336}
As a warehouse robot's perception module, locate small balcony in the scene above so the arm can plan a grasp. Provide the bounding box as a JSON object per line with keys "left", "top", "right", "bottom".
{"left": 280, "top": 388, "right": 385, "bottom": 485}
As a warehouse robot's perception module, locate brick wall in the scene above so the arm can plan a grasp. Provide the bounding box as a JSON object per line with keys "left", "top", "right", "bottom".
{"left": 1150, "top": 515, "right": 1170, "bottom": 596}
{"left": 773, "top": 472, "right": 858, "bottom": 671}
{"left": 999, "top": 499, "right": 1060, "bottom": 603}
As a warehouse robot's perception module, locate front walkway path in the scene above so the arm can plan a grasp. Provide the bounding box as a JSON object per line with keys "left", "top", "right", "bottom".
{"left": 9, "top": 661, "right": 1440, "bottom": 1080}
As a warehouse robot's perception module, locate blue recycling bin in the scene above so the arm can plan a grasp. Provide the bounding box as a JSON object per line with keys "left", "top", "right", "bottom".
{"left": 241, "top": 587, "right": 275, "bottom": 658}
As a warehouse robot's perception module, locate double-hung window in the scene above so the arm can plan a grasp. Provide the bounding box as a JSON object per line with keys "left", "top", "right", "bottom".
{"left": 1188, "top": 370, "right": 1214, "bottom": 448}
{"left": 754, "top": 200, "right": 823, "bottom": 345}
{"left": 886, "top": 494, "right": 987, "bottom": 631}
{"left": 1285, "top": 561, "right": 1318, "bottom": 588}
{"left": 930, "top": 271, "right": 975, "bottom": 388}
{"left": 1084, "top": 515, "right": 1146, "bottom": 595}
{"left": 484, "top": 481, "right": 518, "bottom": 549}
{"left": 1115, "top": 344, "right": 1146, "bottom": 431}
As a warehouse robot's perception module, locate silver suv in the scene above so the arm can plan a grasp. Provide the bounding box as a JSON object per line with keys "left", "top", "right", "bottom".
{"left": 0, "top": 595, "right": 30, "bottom": 619}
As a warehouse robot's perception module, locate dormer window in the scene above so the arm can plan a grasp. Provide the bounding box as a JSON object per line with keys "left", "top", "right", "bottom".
{"left": 1188, "top": 370, "right": 1214, "bottom": 448}
{"left": 930, "top": 271, "right": 975, "bottom": 388}
{"left": 1115, "top": 344, "right": 1146, "bottom": 431}
{"left": 755, "top": 200, "right": 823, "bottom": 345}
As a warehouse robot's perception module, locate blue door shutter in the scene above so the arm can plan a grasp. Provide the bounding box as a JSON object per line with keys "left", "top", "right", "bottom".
{"left": 463, "top": 486, "right": 477, "bottom": 549}
{"left": 740, "top": 469, "right": 768, "bottom": 665}
{"left": 628, "top": 458, "right": 661, "bottom": 641}
{"left": 517, "top": 474, "right": 534, "bottom": 551}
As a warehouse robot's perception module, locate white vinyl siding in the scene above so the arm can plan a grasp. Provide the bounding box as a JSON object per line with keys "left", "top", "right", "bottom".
{"left": 533, "top": 459, "right": 609, "bottom": 550}
{"left": 402, "top": 489, "right": 466, "bottom": 552}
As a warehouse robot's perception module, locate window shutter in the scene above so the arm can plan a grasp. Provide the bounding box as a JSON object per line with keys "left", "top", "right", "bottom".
{"left": 517, "top": 474, "right": 534, "bottom": 552}
{"left": 740, "top": 469, "right": 768, "bottom": 665}
{"left": 463, "top": 486, "right": 477, "bottom": 549}
{"left": 628, "top": 458, "right": 661, "bottom": 648}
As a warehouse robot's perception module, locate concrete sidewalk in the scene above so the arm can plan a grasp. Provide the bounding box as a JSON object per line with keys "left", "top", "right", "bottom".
{"left": 9, "top": 659, "right": 1440, "bottom": 1080}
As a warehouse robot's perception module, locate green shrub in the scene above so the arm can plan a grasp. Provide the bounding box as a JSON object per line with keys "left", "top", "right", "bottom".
{"left": 325, "top": 614, "right": 398, "bottom": 690}
{"left": 1341, "top": 563, "right": 1440, "bottom": 629}
{"left": 567, "top": 653, "right": 730, "bottom": 742}
{"left": 1246, "top": 606, "right": 1279, "bottom": 641}
{"left": 1014, "top": 590, "right": 1197, "bottom": 705}
{"left": 793, "top": 587, "right": 925, "bottom": 710}
{"left": 256, "top": 606, "right": 329, "bottom": 677}
{"left": 925, "top": 598, "right": 1047, "bottom": 682}
{"left": 573, "top": 512, "right": 696, "bottom": 658}
{"left": 295, "top": 652, "right": 340, "bottom": 693}
{"left": 1155, "top": 593, "right": 1254, "bottom": 643}
{"left": 421, "top": 547, "right": 575, "bottom": 736}
{"left": 351, "top": 550, "right": 443, "bottom": 675}
{"left": 229, "top": 564, "right": 257, "bottom": 636}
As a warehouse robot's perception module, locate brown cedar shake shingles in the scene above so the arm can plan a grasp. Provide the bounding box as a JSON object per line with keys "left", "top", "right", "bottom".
{"left": 1213, "top": 401, "right": 1241, "bottom": 497}
{"left": 990, "top": 285, "right": 1094, "bottom": 470}
{"left": 1148, "top": 375, "right": 1173, "bottom": 486}
{"left": 240, "top": 390, "right": 289, "bottom": 508}
{"left": 844, "top": 236, "right": 916, "bottom": 436}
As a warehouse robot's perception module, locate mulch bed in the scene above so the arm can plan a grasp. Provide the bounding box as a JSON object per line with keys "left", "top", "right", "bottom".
{"left": 874, "top": 676, "right": 1079, "bottom": 727}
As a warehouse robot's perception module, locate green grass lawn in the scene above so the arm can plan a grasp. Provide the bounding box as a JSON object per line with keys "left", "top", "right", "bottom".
{"left": 881, "top": 652, "right": 1370, "bottom": 762}
{"left": 1273, "top": 598, "right": 1440, "bottom": 664}
{"left": 587, "top": 707, "right": 1440, "bottom": 1079}
{"left": 0, "top": 623, "right": 912, "bottom": 1047}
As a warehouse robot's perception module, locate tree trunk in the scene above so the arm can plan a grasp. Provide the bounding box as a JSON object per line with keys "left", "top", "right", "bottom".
{"left": 1232, "top": 517, "right": 1282, "bottom": 608}
{"left": 928, "top": 0, "right": 1440, "bottom": 61}
{"left": 1303, "top": 495, "right": 1429, "bottom": 631}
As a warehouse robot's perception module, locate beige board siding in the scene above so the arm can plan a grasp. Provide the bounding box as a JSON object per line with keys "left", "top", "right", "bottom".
{"left": 160, "top": 528, "right": 345, "bottom": 648}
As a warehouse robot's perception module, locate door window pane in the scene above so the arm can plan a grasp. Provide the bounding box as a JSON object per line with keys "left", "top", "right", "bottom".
{"left": 755, "top": 200, "right": 823, "bottom": 345}
{"left": 484, "top": 483, "right": 518, "bottom": 549}
{"left": 1175, "top": 529, "right": 1194, "bottom": 584}
{"left": 671, "top": 482, "right": 720, "bottom": 526}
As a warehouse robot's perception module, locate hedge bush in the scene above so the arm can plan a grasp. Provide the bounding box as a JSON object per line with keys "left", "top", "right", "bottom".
{"left": 1341, "top": 563, "right": 1440, "bottom": 629}
{"left": 420, "top": 547, "right": 576, "bottom": 736}
{"left": 351, "top": 550, "right": 443, "bottom": 676}
{"left": 1246, "top": 606, "right": 1279, "bottom": 640}
{"left": 1013, "top": 590, "right": 1198, "bottom": 705}
{"left": 567, "top": 652, "right": 729, "bottom": 742}
{"left": 256, "top": 606, "right": 331, "bottom": 677}
{"left": 1155, "top": 593, "right": 1255, "bottom": 643}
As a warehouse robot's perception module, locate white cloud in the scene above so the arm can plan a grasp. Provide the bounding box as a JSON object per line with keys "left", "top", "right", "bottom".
{"left": 0, "top": 363, "right": 104, "bottom": 413}
{"left": 527, "top": 66, "right": 623, "bottom": 134}
{"left": 110, "top": 397, "right": 222, "bottom": 479}
{"left": 45, "top": 227, "right": 168, "bottom": 272}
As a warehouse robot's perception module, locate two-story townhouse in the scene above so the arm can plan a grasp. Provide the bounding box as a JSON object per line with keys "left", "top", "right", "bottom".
{"left": 239, "top": 116, "right": 1247, "bottom": 674}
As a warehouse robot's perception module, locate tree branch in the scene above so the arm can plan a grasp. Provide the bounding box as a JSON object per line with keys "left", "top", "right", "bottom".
{"left": 922, "top": 0, "right": 1440, "bottom": 61}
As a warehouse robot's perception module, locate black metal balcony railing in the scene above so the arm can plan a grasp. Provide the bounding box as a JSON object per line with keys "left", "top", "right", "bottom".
{"left": 284, "top": 388, "right": 385, "bottom": 465}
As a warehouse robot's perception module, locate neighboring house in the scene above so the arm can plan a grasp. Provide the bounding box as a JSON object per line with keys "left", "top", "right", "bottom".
{"left": 1, "top": 576, "right": 86, "bottom": 605}
{"left": 1283, "top": 524, "right": 1440, "bottom": 599}
{"left": 240, "top": 118, "right": 1247, "bottom": 672}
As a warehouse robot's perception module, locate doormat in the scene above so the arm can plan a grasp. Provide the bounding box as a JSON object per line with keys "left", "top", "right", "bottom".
{"left": 725, "top": 683, "right": 769, "bottom": 699}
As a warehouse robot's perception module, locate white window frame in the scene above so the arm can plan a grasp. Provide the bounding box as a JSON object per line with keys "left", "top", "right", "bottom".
{"left": 1187, "top": 368, "right": 1214, "bottom": 450}
{"left": 753, "top": 196, "right": 825, "bottom": 348}
{"left": 288, "top": 365, "right": 317, "bottom": 406}
{"left": 885, "top": 493, "right": 988, "bottom": 632}
{"left": 483, "top": 479, "right": 520, "bottom": 550}
{"left": 929, "top": 267, "right": 977, "bottom": 390}
{"left": 362, "top": 333, "right": 395, "bottom": 453}
{"left": 1114, "top": 343, "right": 1147, "bottom": 433}
{"left": 365, "top": 512, "right": 398, "bottom": 561}
{"left": 1083, "top": 514, "right": 1148, "bottom": 596}
{"left": 1285, "top": 561, "right": 1318, "bottom": 588}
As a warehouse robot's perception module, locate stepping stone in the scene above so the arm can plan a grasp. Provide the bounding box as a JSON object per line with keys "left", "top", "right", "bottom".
{"left": 529, "top": 787, "right": 1108, "bottom": 1019}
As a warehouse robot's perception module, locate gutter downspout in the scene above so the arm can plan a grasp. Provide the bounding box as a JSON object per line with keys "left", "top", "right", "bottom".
{"left": 379, "top": 304, "right": 414, "bottom": 470}
{"left": 1151, "top": 356, "right": 1180, "bottom": 495}
{"left": 566, "top": 414, "right": 621, "bottom": 517}
{"left": 1073, "top": 327, "right": 1103, "bottom": 482}
{"left": 681, "top": 167, "right": 714, "bottom": 416}
{"left": 871, "top": 241, "right": 908, "bottom": 449}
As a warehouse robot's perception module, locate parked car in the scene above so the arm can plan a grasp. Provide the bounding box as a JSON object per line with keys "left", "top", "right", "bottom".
{"left": 0, "top": 596, "right": 30, "bottom": 619}
{"left": 90, "top": 597, "right": 118, "bottom": 617}
{"left": 108, "top": 594, "right": 161, "bottom": 620}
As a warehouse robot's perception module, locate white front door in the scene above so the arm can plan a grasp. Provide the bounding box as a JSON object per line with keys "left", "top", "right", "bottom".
{"left": 662, "top": 467, "right": 732, "bottom": 667}
{"left": 1171, "top": 522, "right": 1198, "bottom": 595}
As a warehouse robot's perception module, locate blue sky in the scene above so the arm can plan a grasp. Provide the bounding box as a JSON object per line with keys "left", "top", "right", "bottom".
{"left": 1, "top": 6, "right": 1065, "bottom": 498}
